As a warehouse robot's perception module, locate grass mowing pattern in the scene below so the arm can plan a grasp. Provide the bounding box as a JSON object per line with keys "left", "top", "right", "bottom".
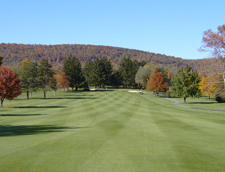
{"left": 0, "top": 90, "right": 225, "bottom": 172}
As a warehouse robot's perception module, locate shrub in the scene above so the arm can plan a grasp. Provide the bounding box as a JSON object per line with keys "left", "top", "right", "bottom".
{"left": 166, "top": 90, "right": 170, "bottom": 98}
{"left": 215, "top": 96, "right": 223, "bottom": 103}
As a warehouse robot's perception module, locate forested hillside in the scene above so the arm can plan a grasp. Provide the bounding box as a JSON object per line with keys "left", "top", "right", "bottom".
{"left": 0, "top": 43, "right": 200, "bottom": 71}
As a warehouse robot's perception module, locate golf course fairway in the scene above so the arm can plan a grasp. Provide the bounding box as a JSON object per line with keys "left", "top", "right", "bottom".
{"left": 0, "top": 89, "right": 225, "bottom": 172}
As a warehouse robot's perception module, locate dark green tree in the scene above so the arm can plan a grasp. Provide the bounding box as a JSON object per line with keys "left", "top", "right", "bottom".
{"left": 84, "top": 58, "right": 112, "bottom": 88}
{"left": 111, "top": 69, "right": 123, "bottom": 88}
{"left": 172, "top": 66, "right": 201, "bottom": 103}
{"left": 18, "top": 62, "right": 38, "bottom": 99}
{"left": 119, "top": 57, "right": 140, "bottom": 88}
{"left": 84, "top": 61, "right": 94, "bottom": 86}
{"left": 50, "top": 77, "right": 58, "bottom": 96}
{"left": 37, "top": 59, "right": 55, "bottom": 98}
{"left": 63, "top": 57, "right": 84, "bottom": 91}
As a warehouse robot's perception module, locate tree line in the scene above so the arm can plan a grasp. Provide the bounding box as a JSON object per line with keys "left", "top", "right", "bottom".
{"left": 0, "top": 54, "right": 202, "bottom": 107}
{"left": 0, "top": 56, "right": 147, "bottom": 107}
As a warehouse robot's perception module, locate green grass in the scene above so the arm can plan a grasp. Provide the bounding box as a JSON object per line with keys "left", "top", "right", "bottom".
{"left": 0, "top": 90, "right": 225, "bottom": 172}
{"left": 166, "top": 94, "right": 225, "bottom": 111}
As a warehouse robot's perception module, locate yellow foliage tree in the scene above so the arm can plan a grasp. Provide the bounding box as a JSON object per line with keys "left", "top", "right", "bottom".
{"left": 19, "top": 59, "right": 32, "bottom": 71}
{"left": 199, "top": 75, "right": 216, "bottom": 99}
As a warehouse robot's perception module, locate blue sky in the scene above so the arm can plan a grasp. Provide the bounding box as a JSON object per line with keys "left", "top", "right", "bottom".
{"left": 1, "top": 0, "right": 225, "bottom": 59}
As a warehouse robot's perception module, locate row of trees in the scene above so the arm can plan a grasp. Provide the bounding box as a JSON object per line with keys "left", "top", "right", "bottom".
{"left": 135, "top": 62, "right": 201, "bottom": 103}
{"left": 0, "top": 56, "right": 147, "bottom": 107}
{"left": 0, "top": 54, "right": 211, "bottom": 107}
{"left": 63, "top": 57, "right": 146, "bottom": 90}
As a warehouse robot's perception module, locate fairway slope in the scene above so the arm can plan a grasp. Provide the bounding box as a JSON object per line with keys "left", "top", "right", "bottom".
{"left": 0, "top": 90, "right": 225, "bottom": 172}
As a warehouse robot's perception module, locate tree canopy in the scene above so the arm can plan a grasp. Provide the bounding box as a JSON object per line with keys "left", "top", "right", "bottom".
{"left": 18, "top": 61, "right": 38, "bottom": 99}
{"left": 172, "top": 66, "right": 201, "bottom": 103}
{"left": 146, "top": 68, "right": 168, "bottom": 96}
{"left": 63, "top": 57, "right": 84, "bottom": 90}
{"left": 84, "top": 58, "right": 112, "bottom": 88}
{"left": 37, "top": 59, "right": 55, "bottom": 98}
{"left": 200, "top": 24, "right": 225, "bottom": 57}
{"left": 0, "top": 66, "right": 22, "bottom": 107}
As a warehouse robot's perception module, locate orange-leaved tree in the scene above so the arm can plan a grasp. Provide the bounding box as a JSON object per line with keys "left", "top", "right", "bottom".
{"left": 200, "top": 24, "right": 225, "bottom": 57}
{"left": 54, "top": 71, "right": 70, "bottom": 91}
{"left": 0, "top": 66, "right": 22, "bottom": 107}
{"left": 146, "top": 68, "right": 168, "bottom": 96}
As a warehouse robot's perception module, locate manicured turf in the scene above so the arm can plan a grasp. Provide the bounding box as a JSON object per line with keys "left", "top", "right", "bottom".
{"left": 0, "top": 89, "right": 225, "bottom": 172}
{"left": 168, "top": 95, "right": 225, "bottom": 111}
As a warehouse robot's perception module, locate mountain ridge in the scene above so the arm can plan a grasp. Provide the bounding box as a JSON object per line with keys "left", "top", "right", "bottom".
{"left": 0, "top": 43, "right": 200, "bottom": 71}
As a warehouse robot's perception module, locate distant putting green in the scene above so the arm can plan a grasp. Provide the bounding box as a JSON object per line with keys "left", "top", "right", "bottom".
{"left": 0, "top": 90, "right": 225, "bottom": 172}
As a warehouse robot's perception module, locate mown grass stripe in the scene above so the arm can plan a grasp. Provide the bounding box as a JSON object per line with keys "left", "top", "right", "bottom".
{"left": 0, "top": 89, "right": 225, "bottom": 172}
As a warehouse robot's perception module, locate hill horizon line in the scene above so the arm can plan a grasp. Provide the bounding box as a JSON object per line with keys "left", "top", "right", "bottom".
{"left": 1, "top": 42, "right": 184, "bottom": 60}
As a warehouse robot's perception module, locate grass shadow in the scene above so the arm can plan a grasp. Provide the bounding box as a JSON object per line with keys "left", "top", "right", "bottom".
{"left": 0, "top": 114, "right": 46, "bottom": 116}
{"left": 63, "top": 94, "right": 94, "bottom": 97}
{"left": 31, "top": 97, "right": 98, "bottom": 100}
{"left": 13, "top": 106, "right": 66, "bottom": 108}
{"left": 187, "top": 102, "right": 218, "bottom": 105}
{"left": 94, "top": 90, "right": 114, "bottom": 92}
{"left": 0, "top": 125, "right": 87, "bottom": 137}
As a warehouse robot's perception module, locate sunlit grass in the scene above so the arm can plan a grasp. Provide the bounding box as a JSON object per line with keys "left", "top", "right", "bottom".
{"left": 0, "top": 89, "right": 225, "bottom": 172}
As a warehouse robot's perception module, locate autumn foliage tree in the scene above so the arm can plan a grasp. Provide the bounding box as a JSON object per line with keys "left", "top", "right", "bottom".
{"left": 200, "top": 25, "right": 225, "bottom": 57}
{"left": 199, "top": 74, "right": 216, "bottom": 99}
{"left": 54, "top": 71, "right": 70, "bottom": 91}
{"left": 135, "top": 64, "right": 156, "bottom": 88}
{"left": 0, "top": 66, "right": 22, "bottom": 107}
{"left": 146, "top": 68, "right": 168, "bottom": 96}
{"left": 19, "top": 59, "right": 32, "bottom": 71}
{"left": 199, "top": 25, "right": 225, "bottom": 94}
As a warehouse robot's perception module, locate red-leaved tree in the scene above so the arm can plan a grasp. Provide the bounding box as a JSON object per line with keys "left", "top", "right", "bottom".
{"left": 147, "top": 68, "right": 168, "bottom": 96}
{"left": 0, "top": 66, "right": 22, "bottom": 107}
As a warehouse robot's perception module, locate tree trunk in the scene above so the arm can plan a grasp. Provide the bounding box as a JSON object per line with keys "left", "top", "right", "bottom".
{"left": 27, "top": 90, "right": 29, "bottom": 99}
{"left": 184, "top": 97, "right": 186, "bottom": 103}
{"left": 54, "top": 90, "right": 56, "bottom": 96}
{"left": 44, "top": 91, "right": 46, "bottom": 99}
{"left": 1, "top": 98, "right": 4, "bottom": 107}
{"left": 209, "top": 94, "right": 210, "bottom": 100}
{"left": 75, "top": 86, "right": 78, "bottom": 91}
